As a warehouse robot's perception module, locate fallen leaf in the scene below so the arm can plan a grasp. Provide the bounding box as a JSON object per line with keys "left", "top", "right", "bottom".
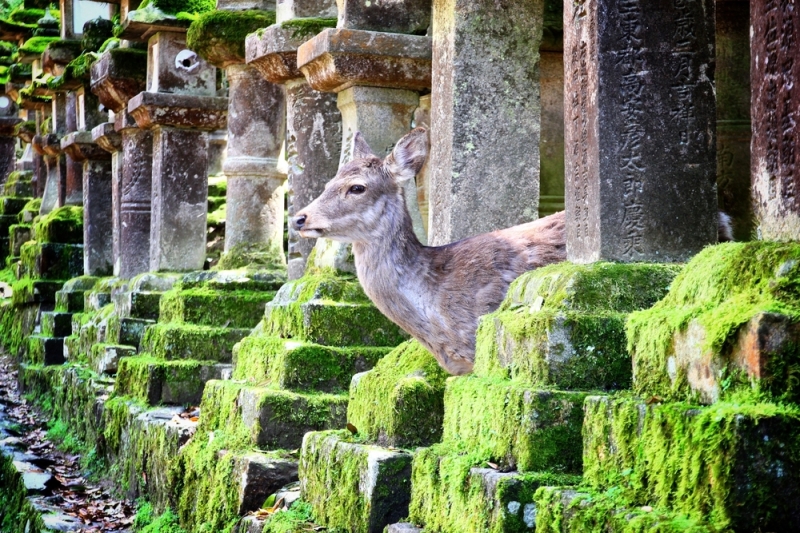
{"left": 346, "top": 423, "right": 358, "bottom": 435}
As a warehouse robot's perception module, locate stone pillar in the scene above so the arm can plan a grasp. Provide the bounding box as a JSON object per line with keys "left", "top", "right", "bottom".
{"left": 750, "top": 0, "right": 799, "bottom": 241}
{"left": 62, "top": 92, "right": 84, "bottom": 206}
{"left": 429, "top": 0, "right": 543, "bottom": 245}
{"left": 245, "top": 3, "right": 341, "bottom": 278}
{"left": 40, "top": 92, "right": 70, "bottom": 215}
{"left": 716, "top": 0, "right": 752, "bottom": 240}
{"left": 90, "top": 46, "right": 150, "bottom": 278}
{"left": 0, "top": 95, "right": 20, "bottom": 185}
{"left": 127, "top": 31, "right": 226, "bottom": 271}
{"left": 564, "top": 0, "right": 718, "bottom": 263}
{"left": 539, "top": 6, "right": 566, "bottom": 218}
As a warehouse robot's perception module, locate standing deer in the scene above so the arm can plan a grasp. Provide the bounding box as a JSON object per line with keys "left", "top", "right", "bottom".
{"left": 293, "top": 128, "right": 733, "bottom": 375}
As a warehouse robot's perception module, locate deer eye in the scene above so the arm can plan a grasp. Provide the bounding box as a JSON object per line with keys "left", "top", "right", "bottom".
{"left": 348, "top": 184, "right": 366, "bottom": 195}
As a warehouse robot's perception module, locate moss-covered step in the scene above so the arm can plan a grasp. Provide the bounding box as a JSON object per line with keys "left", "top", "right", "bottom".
{"left": 440, "top": 377, "right": 587, "bottom": 473}
{"left": 474, "top": 262, "right": 680, "bottom": 389}
{"left": 112, "top": 289, "right": 162, "bottom": 320}
{"left": 25, "top": 334, "right": 64, "bottom": 365}
{"left": 10, "top": 279, "right": 63, "bottom": 305}
{"left": 347, "top": 340, "right": 449, "bottom": 448}
{"left": 159, "top": 286, "right": 277, "bottom": 328}
{"left": 300, "top": 430, "right": 413, "bottom": 533}
{"left": 115, "top": 356, "right": 231, "bottom": 406}
{"left": 103, "top": 397, "right": 196, "bottom": 509}
{"left": 0, "top": 215, "right": 19, "bottom": 236}
{"left": 54, "top": 275, "right": 100, "bottom": 312}
{"left": 178, "top": 268, "right": 286, "bottom": 292}
{"left": 628, "top": 242, "right": 800, "bottom": 404}
{"left": 0, "top": 196, "right": 32, "bottom": 215}
{"left": 89, "top": 343, "right": 136, "bottom": 374}
{"left": 199, "top": 380, "right": 348, "bottom": 449}
{"left": 63, "top": 334, "right": 80, "bottom": 360}
{"left": 9, "top": 224, "right": 32, "bottom": 257}
{"left": 263, "top": 273, "right": 407, "bottom": 347}
{"left": 41, "top": 310, "right": 72, "bottom": 336}
{"left": 19, "top": 241, "right": 83, "bottom": 280}
{"left": 78, "top": 303, "right": 117, "bottom": 356}
{"left": 582, "top": 394, "right": 800, "bottom": 531}
{"left": 232, "top": 335, "right": 391, "bottom": 392}
{"left": 105, "top": 315, "right": 154, "bottom": 347}
{"left": 409, "top": 445, "right": 582, "bottom": 533}
{"left": 17, "top": 199, "right": 41, "bottom": 224}
{"left": 141, "top": 323, "right": 250, "bottom": 362}
{"left": 3, "top": 171, "right": 34, "bottom": 197}
{"left": 532, "top": 486, "right": 716, "bottom": 533}
{"left": 31, "top": 205, "right": 83, "bottom": 243}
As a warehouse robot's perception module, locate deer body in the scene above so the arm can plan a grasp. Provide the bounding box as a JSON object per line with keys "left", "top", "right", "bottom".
{"left": 294, "top": 128, "right": 733, "bottom": 375}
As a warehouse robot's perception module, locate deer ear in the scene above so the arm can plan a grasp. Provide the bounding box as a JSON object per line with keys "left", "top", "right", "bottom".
{"left": 385, "top": 127, "right": 429, "bottom": 184}
{"left": 352, "top": 132, "right": 375, "bottom": 160}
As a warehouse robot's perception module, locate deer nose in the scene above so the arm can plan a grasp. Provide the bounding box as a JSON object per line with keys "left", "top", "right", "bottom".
{"left": 292, "top": 214, "right": 307, "bottom": 230}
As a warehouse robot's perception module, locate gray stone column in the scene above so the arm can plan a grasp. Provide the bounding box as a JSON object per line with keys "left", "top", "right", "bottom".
{"left": 564, "top": 0, "right": 718, "bottom": 263}
{"left": 62, "top": 92, "right": 84, "bottom": 207}
{"left": 750, "top": 0, "right": 799, "bottom": 241}
{"left": 40, "top": 93, "right": 69, "bottom": 215}
{"left": 429, "top": 0, "right": 543, "bottom": 245}
{"left": 539, "top": 11, "right": 566, "bottom": 218}
{"left": 0, "top": 94, "right": 20, "bottom": 185}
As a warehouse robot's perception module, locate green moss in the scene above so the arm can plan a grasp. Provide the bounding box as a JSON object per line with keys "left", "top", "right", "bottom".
{"left": 7, "top": 62, "right": 32, "bottom": 82}
{"left": 262, "top": 501, "right": 318, "bottom": 533}
{"left": 12, "top": 120, "right": 35, "bottom": 139}
{"left": 214, "top": 242, "right": 287, "bottom": 271}
{"left": 186, "top": 9, "right": 275, "bottom": 65}
{"left": 408, "top": 442, "right": 582, "bottom": 533}
{"left": 232, "top": 335, "right": 390, "bottom": 392}
{"left": 0, "top": 447, "right": 47, "bottom": 533}
{"left": 280, "top": 17, "right": 337, "bottom": 39}
{"left": 7, "top": 7, "right": 44, "bottom": 25}
{"left": 81, "top": 17, "right": 113, "bottom": 52}
{"left": 19, "top": 241, "right": 83, "bottom": 280}
{"left": 159, "top": 286, "right": 276, "bottom": 328}
{"left": 347, "top": 340, "right": 448, "bottom": 448}
{"left": 19, "top": 36, "right": 59, "bottom": 55}
{"left": 628, "top": 242, "right": 800, "bottom": 402}
{"left": 98, "top": 36, "right": 120, "bottom": 52}
{"left": 581, "top": 394, "right": 800, "bottom": 531}
{"left": 136, "top": 0, "right": 215, "bottom": 16}
{"left": 0, "top": 65, "right": 8, "bottom": 84}
{"left": 32, "top": 205, "right": 83, "bottom": 243}
{"left": 142, "top": 323, "right": 249, "bottom": 362}
{"left": 114, "top": 355, "right": 218, "bottom": 405}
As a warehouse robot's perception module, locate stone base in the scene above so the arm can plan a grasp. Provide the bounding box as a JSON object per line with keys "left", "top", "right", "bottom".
{"left": 115, "top": 356, "right": 232, "bottom": 406}
{"left": 300, "top": 430, "right": 413, "bottom": 533}
{"left": 347, "top": 341, "right": 448, "bottom": 448}
{"left": 583, "top": 395, "right": 800, "bottom": 531}
{"left": 232, "top": 336, "right": 391, "bottom": 392}
{"left": 19, "top": 242, "right": 83, "bottom": 280}
{"left": 141, "top": 323, "right": 250, "bottom": 362}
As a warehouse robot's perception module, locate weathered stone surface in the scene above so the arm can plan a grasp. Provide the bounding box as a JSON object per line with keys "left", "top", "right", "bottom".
{"left": 751, "top": 0, "right": 799, "bottom": 241}
{"left": 583, "top": 395, "right": 800, "bottom": 531}
{"left": 116, "top": 356, "right": 231, "bottom": 405}
{"left": 298, "top": 28, "right": 432, "bottom": 93}
{"left": 276, "top": 0, "right": 337, "bottom": 23}
{"left": 160, "top": 286, "right": 276, "bottom": 328}
{"left": 82, "top": 158, "right": 114, "bottom": 275}
{"left": 234, "top": 452, "right": 299, "bottom": 514}
{"left": 128, "top": 91, "right": 228, "bottom": 131}
{"left": 428, "top": 0, "right": 542, "bottom": 245}
{"left": 218, "top": 0, "right": 274, "bottom": 9}
{"left": 61, "top": 131, "right": 112, "bottom": 162}
{"left": 107, "top": 317, "right": 155, "bottom": 347}
{"left": 284, "top": 79, "right": 341, "bottom": 279}
{"left": 113, "top": 290, "right": 162, "bottom": 320}
{"left": 301, "top": 430, "right": 413, "bottom": 533}
{"left": 564, "top": 0, "right": 717, "bottom": 262}
{"left": 335, "top": 0, "right": 430, "bottom": 34}
{"left": 246, "top": 25, "right": 308, "bottom": 83}
{"left": 90, "top": 343, "right": 137, "bottom": 375}
{"left": 91, "top": 122, "right": 122, "bottom": 153}
{"left": 90, "top": 48, "right": 148, "bottom": 113}
{"left": 387, "top": 524, "right": 422, "bottom": 533}
{"left": 19, "top": 242, "right": 83, "bottom": 280}
{"left": 40, "top": 153, "right": 66, "bottom": 215}
{"left": 26, "top": 335, "right": 65, "bottom": 365}
{"left": 41, "top": 311, "right": 72, "bottom": 337}
{"left": 149, "top": 127, "right": 209, "bottom": 271}
{"left": 539, "top": 48, "right": 565, "bottom": 217}
{"left": 142, "top": 323, "right": 250, "bottom": 362}
{"left": 62, "top": 154, "right": 84, "bottom": 207}
{"left": 146, "top": 31, "right": 217, "bottom": 96}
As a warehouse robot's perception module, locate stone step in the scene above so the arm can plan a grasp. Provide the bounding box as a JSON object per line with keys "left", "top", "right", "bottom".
{"left": 31, "top": 205, "right": 83, "bottom": 244}
{"left": 0, "top": 214, "right": 18, "bottom": 234}
{"left": 232, "top": 335, "right": 391, "bottom": 392}
{"left": 159, "top": 287, "right": 276, "bottom": 328}
{"left": 301, "top": 430, "right": 413, "bottom": 533}
{"left": 89, "top": 343, "right": 137, "bottom": 375}
{"left": 63, "top": 335, "right": 80, "bottom": 361}
{"left": 8, "top": 224, "right": 32, "bottom": 257}
{"left": 112, "top": 290, "right": 162, "bottom": 320}
{"left": 232, "top": 451, "right": 298, "bottom": 516}
{"left": 583, "top": 395, "right": 800, "bottom": 530}
{"left": 26, "top": 335, "right": 65, "bottom": 365}
{"left": 346, "top": 341, "right": 448, "bottom": 448}
{"left": 0, "top": 196, "right": 32, "bottom": 216}
{"left": 533, "top": 487, "right": 717, "bottom": 533}
{"left": 115, "top": 356, "right": 232, "bottom": 406}
{"left": 178, "top": 269, "right": 286, "bottom": 292}
{"left": 10, "top": 280, "right": 63, "bottom": 305}
{"left": 78, "top": 304, "right": 117, "bottom": 356}
{"left": 440, "top": 376, "right": 587, "bottom": 473}
{"left": 200, "top": 380, "right": 348, "bottom": 449}
{"left": 41, "top": 311, "right": 72, "bottom": 337}
{"left": 409, "top": 445, "right": 581, "bottom": 533}
{"left": 3, "top": 171, "right": 34, "bottom": 197}
{"left": 17, "top": 199, "right": 40, "bottom": 223}
{"left": 106, "top": 316, "right": 155, "bottom": 347}
{"left": 54, "top": 276, "right": 102, "bottom": 313}
{"left": 19, "top": 242, "right": 83, "bottom": 280}
{"left": 263, "top": 274, "right": 406, "bottom": 347}
{"left": 142, "top": 323, "right": 251, "bottom": 362}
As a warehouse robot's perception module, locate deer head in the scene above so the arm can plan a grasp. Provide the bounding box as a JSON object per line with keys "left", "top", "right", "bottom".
{"left": 292, "top": 128, "right": 429, "bottom": 243}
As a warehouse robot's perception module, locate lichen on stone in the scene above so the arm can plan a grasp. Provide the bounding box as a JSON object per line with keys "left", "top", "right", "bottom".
{"left": 279, "top": 17, "right": 337, "bottom": 39}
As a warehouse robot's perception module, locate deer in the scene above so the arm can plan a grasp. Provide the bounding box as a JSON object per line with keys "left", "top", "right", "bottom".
{"left": 292, "top": 128, "right": 734, "bottom": 375}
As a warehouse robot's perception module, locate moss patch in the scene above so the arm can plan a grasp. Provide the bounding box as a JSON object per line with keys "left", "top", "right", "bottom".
{"left": 280, "top": 17, "right": 337, "bottom": 39}
{"left": 115, "top": 355, "right": 221, "bottom": 406}
{"left": 159, "top": 286, "right": 275, "bottom": 328}
{"left": 32, "top": 205, "right": 83, "bottom": 243}
{"left": 186, "top": 9, "right": 275, "bottom": 66}
{"left": 628, "top": 242, "right": 800, "bottom": 402}
{"left": 215, "top": 242, "right": 285, "bottom": 271}
{"left": 0, "top": 447, "right": 47, "bottom": 533}
{"left": 142, "top": 323, "right": 249, "bottom": 362}
{"left": 347, "top": 340, "right": 448, "bottom": 448}
{"left": 136, "top": 0, "right": 215, "bottom": 16}
{"left": 19, "top": 35, "right": 59, "bottom": 55}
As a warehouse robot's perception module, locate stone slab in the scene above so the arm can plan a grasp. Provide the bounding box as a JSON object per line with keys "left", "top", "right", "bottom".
{"left": 159, "top": 287, "right": 276, "bottom": 328}
{"left": 113, "top": 290, "right": 162, "bottom": 320}
{"left": 128, "top": 92, "right": 228, "bottom": 131}
{"left": 116, "top": 356, "right": 232, "bottom": 406}
{"left": 141, "top": 323, "right": 250, "bottom": 362}
{"left": 90, "top": 48, "right": 148, "bottom": 113}
{"left": 335, "top": 0, "right": 430, "bottom": 34}
{"left": 246, "top": 25, "right": 308, "bottom": 83}
{"left": 234, "top": 452, "right": 299, "bottom": 515}
{"left": 89, "top": 343, "right": 137, "bottom": 375}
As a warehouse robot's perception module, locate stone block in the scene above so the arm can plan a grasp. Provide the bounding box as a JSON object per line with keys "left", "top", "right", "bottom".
{"left": 19, "top": 242, "right": 83, "bottom": 280}
{"left": 347, "top": 341, "right": 448, "bottom": 448}
{"left": 41, "top": 311, "right": 72, "bottom": 337}
{"left": 32, "top": 205, "right": 84, "bottom": 244}
{"left": 300, "top": 430, "right": 413, "bottom": 533}
{"left": 63, "top": 335, "right": 81, "bottom": 361}
{"left": 90, "top": 48, "right": 148, "bottom": 113}
{"left": 106, "top": 316, "right": 155, "bottom": 347}
{"left": 0, "top": 197, "right": 31, "bottom": 215}
{"left": 297, "top": 28, "right": 432, "bottom": 93}
{"left": 199, "top": 380, "right": 348, "bottom": 449}
{"left": 245, "top": 25, "right": 310, "bottom": 83}
{"left": 128, "top": 92, "right": 228, "bottom": 131}
{"left": 442, "top": 377, "right": 586, "bottom": 473}
{"left": 233, "top": 452, "right": 299, "bottom": 515}
{"left": 264, "top": 274, "right": 406, "bottom": 347}
{"left": 89, "top": 343, "right": 137, "bottom": 375}
{"left": 628, "top": 242, "right": 800, "bottom": 403}
{"left": 113, "top": 290, "right": 162, "bottom": 320}
{"left": 473, "top": 262, "right": 679, "bottom": 388}
{"left": 9, "top": 280, "right": 63, "bottom": 306}
{"left": 0, "top": 215, "right": 17, "bottom": 235}
{"left": 582, "top": 395, "right": 800, "bottom": 531}
{"left": 409, "top": 447, "right": 581, "bottom": 533}
{"left": 232, "top": 336, "right": 391, "bottom": 392}
{"left": 276, "top": 0, "right": 337, "bottom": 22}
{"left": 115, "top": 356, "right": 231, "bottom": 406}
{"left": 159, "top": 287, "right": 275, "bottom": 328}
{"left": 26, "top": 335, "right": 65, "bottom": 365}
{"left": 141, "top": 323, "right": 250, "bottom": 362}
{"left": 53, "top": 276, "right": 100, "bottom": 313}
{"left": 9, "top": 224, "right": 32, "bottom": 257}
{"left": 335, "top": 0, "right": 430, "bottom": 33}
{"left": 144, "top": 32, "right": 217, "bottom": 97}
